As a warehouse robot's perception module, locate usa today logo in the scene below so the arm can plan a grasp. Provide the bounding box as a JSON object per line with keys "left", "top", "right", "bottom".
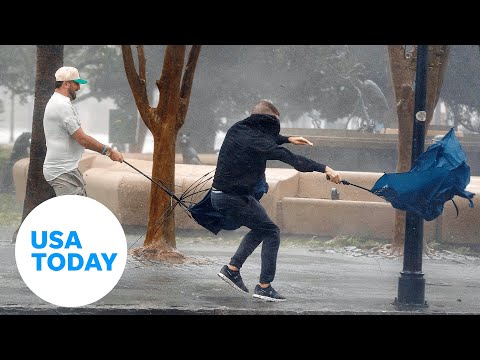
{"left": 15, "top": 195, "right": 127, "bottom": 307}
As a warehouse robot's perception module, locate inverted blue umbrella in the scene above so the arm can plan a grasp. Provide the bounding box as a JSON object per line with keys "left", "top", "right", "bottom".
{"left": 344, "top": 128, "right": 475, "bottom": 221}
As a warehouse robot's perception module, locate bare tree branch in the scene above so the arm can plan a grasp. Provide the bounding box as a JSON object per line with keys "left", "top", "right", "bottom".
{"left": 137, "top": 45, "right": 146, "bottom": 81}
{"left": 121, "top": 45, "right": 151, "bottom": 129}
{"left": 177, "top": 45, "right": 201, "bottom": 130}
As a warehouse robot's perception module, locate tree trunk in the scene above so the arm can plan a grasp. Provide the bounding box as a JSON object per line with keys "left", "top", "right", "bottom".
{"left": 392, "top": 84, "right": 415, "bottom": 252}
{"left": 122, "top": 45, "right": 201, "bottom": 262}
{"left": 12, "top": 45, "right": 62, "bottom": 243}
{"left": 425, "top": 46, "right": 449, "bottom": 127}
{"left": 388, "top": 45, "right": 449, "bottom": 254}
{"left": 133, "top": 121, "right": 185, "bottom": 262}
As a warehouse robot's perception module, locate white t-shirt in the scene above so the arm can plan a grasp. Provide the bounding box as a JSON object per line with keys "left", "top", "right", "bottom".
{"left": 43, "top": 92, "right": 84, "bottom": 181}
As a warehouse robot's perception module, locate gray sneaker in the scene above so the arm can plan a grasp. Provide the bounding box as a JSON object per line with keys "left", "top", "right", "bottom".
{"left": 252, "top": 284, "right": 286, "bottom": 302}
{"left": 217, "top": 265, "right": 249, "bottom": 293}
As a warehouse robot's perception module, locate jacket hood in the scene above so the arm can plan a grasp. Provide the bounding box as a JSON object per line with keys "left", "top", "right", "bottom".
{"left": 242, "top": 114, "right": 280, "bottom": 137}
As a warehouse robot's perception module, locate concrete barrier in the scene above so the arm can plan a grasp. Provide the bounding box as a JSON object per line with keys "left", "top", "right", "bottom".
{"left": 125, "top": 152, "right": 218, "bottom": 165}
{"left": 440, "top": 177, "right": 480, "bottom": 245}
{"left": 284, "top": 171, "right": 394, "bottom": 239}
{"left": 281, "top": 198, "right": 396, "bottom": 239}
{"left": 12, "top": 152, "right": 479, "bottom": 245}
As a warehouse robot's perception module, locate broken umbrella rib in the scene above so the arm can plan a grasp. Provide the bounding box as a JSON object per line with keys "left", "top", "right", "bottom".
{"left": 122, "top": 160, "right": 183, "bottom": 205}
{"left": 122, "top": 159, "right": 212, "bottom": 216}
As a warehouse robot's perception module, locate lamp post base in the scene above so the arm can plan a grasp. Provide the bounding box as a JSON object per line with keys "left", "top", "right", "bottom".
{"left": 393, "top": 272, "right": 428, "bottom": 311}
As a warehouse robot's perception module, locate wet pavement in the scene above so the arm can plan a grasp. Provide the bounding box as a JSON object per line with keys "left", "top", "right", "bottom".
{"left": 1, "top": 225, "right": 480, "bottom": 315}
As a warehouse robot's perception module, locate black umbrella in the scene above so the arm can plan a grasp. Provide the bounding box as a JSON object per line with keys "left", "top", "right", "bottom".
{"left": 122, "top": 159, "right": 213, "bottom": 225}
{"left": 123, "top": 159, "right": 268, "bottom": 235}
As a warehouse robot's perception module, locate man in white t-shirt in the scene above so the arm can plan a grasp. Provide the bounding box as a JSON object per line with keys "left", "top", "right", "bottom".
{"left": 43, "top": 66, "right": 124, "bottom": 196}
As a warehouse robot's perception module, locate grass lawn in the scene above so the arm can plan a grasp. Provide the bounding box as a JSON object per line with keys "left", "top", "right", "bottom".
{"left": 0, "top": 193, "right": 21, "bottom": 226}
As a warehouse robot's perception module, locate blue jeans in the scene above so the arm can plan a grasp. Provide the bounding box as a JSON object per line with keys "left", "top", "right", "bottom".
{"left": 210, "top": 190, "right": 280, "bottom": 284}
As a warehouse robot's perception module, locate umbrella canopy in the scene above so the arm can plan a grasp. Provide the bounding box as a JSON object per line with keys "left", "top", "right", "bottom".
{"left": 370, "top": 128, "right": 475, "bottom": 221}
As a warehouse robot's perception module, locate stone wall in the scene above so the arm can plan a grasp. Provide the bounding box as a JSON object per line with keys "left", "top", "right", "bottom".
{"left": 12, "top": 151, "right": 480, "bottom": 246}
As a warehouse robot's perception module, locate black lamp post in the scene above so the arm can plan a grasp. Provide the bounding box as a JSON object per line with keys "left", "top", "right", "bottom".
{"left": 394, "top": 45, "right": 429, "bottom": 310}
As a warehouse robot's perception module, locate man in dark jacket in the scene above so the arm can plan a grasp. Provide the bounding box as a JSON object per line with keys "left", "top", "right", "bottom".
{"left": 213, "top": 100, "right": 341, "bottom": 302}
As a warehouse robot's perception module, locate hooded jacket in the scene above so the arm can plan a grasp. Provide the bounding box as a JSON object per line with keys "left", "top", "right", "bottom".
{"left": 212, "top": 113, "right": 326, "bottom": 195}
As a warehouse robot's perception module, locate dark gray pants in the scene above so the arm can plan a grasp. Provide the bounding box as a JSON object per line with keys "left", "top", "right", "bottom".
{"left": 210, "top": 190, "right": 280, "bottom": 284}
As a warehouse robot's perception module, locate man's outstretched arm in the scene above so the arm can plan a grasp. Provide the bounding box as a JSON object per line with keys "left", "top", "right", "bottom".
{"left": 71, "top": 127, "right": 124, "bottom": 162}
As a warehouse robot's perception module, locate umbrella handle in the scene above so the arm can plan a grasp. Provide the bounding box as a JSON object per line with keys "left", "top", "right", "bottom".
{"left": 341, "top": 178, "right": 372, "bottom": 193}
{"left": 326, "top": 174, "right": 350, "bottom": 185}
{"left": 326, "top": 175, "right": 371, "bottom": 192}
